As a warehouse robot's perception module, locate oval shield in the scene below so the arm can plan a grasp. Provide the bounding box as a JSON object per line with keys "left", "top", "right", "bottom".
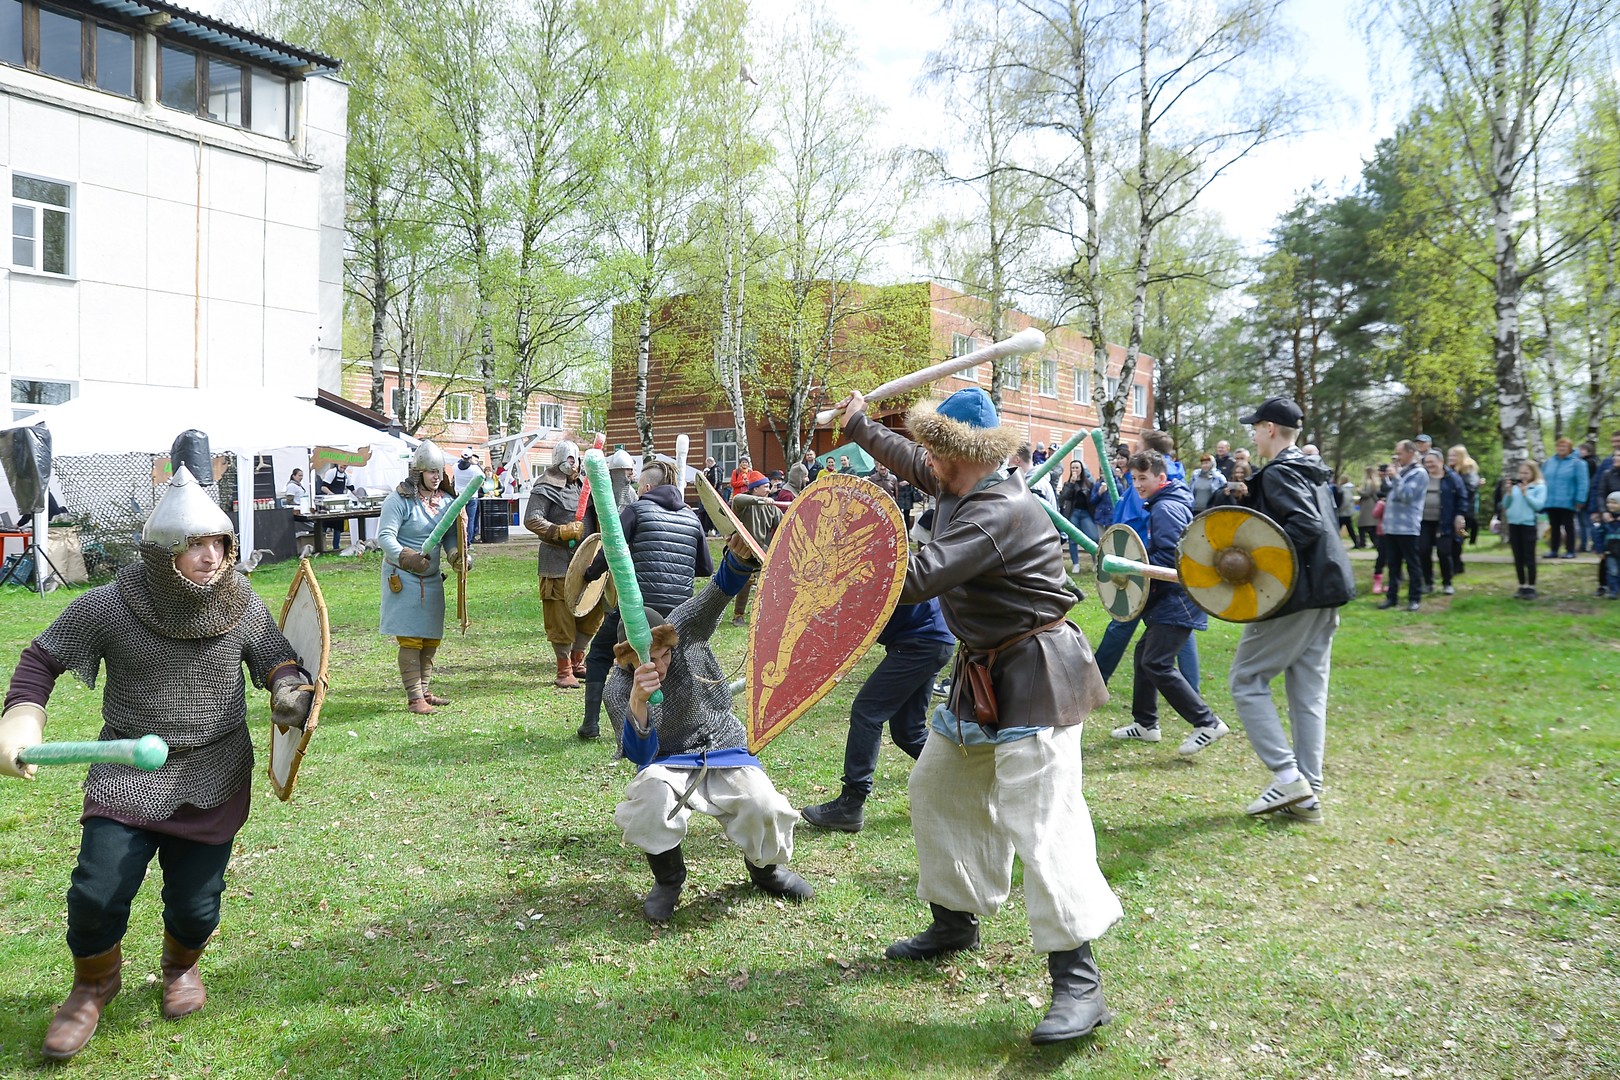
{"left": 746, "top": 474, "right": 907, "bottom": 754}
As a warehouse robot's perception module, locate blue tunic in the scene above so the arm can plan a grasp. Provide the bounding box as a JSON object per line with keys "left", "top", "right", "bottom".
{"left": 376, "top": 488, "right": 460, "bottom": 638}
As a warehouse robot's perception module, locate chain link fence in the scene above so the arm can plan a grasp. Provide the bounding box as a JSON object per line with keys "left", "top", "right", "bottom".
{"left": 47, "top": 454, "right": 237, "bottom": 578}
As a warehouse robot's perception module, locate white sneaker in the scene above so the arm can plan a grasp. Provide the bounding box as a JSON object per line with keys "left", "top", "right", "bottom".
{"left": 1245, "top": 777, "right": 1315, "bottom": 815}
{"left": 1177, "top": 719, "right": 1230, "bottom": 756}
{"left": 1110, "top": 722, "right": 1162, "bottom": 743}
{"left": 1276, "top": 802, "right": 1324, "bottom": 825}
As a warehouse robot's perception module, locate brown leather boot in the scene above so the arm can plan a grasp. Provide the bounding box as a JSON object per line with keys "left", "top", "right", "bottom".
{"left": 554, "top": 652, "right": 579, "bottom": 689}
{"left": 419, "top": 644, "right": 451, "bottom": 707}
{"left": 569, "top": 650, "right": 587, "bottom": 678}
{"left": 42, "top": 944, "right": 122, "bottom": 1061}
{"left": 160, "top": 931, "right": 208, "bottom": 1020}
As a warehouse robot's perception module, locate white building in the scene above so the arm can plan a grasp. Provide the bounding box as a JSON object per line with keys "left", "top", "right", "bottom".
{"left": 1, "top": 0, "right": 346, "bottom": 421}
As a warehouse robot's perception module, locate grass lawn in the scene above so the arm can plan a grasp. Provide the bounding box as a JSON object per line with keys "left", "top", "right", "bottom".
{"left": 0, "top": 547, "right": 1615, "bottom": 1078}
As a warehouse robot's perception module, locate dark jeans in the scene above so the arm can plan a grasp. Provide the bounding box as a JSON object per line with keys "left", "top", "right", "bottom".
{"left": 1546, "top": 507, "right": 1577, "bottom": 555}
{"left": 585, "top": 609, "right": 621, "bottom": 683}
{"left": 1094, "top": 615, "right": 1199, "bottom": 689}
{"left": 1508, "top": 524, "right": 1538, "bottom": 585}
{"left": 1065, "top": 509, "right": 1099, "bottom": 563}
{"left": 1338, "top": 516, "right": 1356, "bottom": 545}
{"left": 1576, "top": 510, "right": 1593, "bottom": 552}
{"left": 1385, "top": 533, "right": 1424, "bottom": 603}
{"left": 1419, "top": 519, "right": 1453, "bottom": 588}
{"left": 1358, "top": 524, "right": 1377, "bottom": 548}
{"left": 841, "top": 638, "right": 955, "bottom": 795}
{"left": 1131, "top": 623, "right": 1217, "bottom": 730}
{"left": 67, "top": 816, "right": 233, "bottom": 957}
{"left": 1373, "top": 532, "right": 1388, "bottom": 575}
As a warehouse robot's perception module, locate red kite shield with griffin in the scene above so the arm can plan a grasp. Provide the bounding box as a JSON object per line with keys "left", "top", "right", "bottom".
{"left": 746, "top": 474, "right": 908, "bottom": 753}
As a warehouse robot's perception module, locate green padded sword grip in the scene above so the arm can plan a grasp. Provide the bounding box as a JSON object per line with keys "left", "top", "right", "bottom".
{"left": 422, "top": 480, "right": 482, "bottom": 551}
{"left": 1091, "top": 428, "right": 1121, "bottom": 503}
{"left": 584, "top": 450, "right": 662, "bottom": 705}
{"left": 18, "top": 735, "right": 169, "bottom": 771}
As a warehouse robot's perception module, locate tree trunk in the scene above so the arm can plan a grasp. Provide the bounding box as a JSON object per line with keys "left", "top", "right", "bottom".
{"left": 1488, "top": 0, "right": 1531, "bottom": 472}
{"left": 367, "top": 191, "right": 388, "bottom": 415}
{"left": 1114, "top": 0, "right": 1153, "bottom": 450}
{"left": 635, "top": 288, "right": 655, "bottom": 457}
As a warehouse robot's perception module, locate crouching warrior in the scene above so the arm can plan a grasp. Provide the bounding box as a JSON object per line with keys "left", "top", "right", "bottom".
{"left": 526, "top": 441, "right": 604, "bottom": 688}
{"left": 606, "top": 535, "right": 812, "bottom": 922}
{"left": 0, "top": 465, "right": 312, "bottom": 1061}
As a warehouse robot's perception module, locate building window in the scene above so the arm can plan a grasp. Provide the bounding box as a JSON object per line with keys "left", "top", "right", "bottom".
{"left": 1040, "top": 357, "right": 1058, "bottom": 397}
{"left": 250, "top": 69, "right": 288, "bottom": 138}
{"left": 707, "top": 428, "right": 738, "bottom": 478}
{"left": 489, "top": 398, "right": 509, "bottom": 431}
{"left": 1, "top": 0, "right": 21, "bottom": 67}
{"left": 951, "top": 332, "right": 980, "bottom": 380}
{"left": 581, "top": 406, "right": 605, "bottom": 434}
{"left": 1132, "top": 383, "right": 1147, "bottom": 417}
{"left": 536, "top": 402, "right": 563, "bottom": 431}
{"left": 1003, "top": 357, "right": 1021, "bottom": 392}
{"left": 12, "top": 174, "right": 70, "bottom": 276}
{"left": 1105, "top": 375, "right": 1120, "bottom": 399}
{"left": 159, "top": 43, "right": 197, "bottom": 110}
{"left": 94, "top": 24, "right": 134, "bottom": 97}
{"left": 10, "top": 376, "right": 75, "bottom": 421}
{"left": 36, "top": 4, "right": 80, "bottom": 82}
{"left": 390, "top": 386, "right": 420, "bottom": 423}
{"left": 1074, "top": 367, "right": 1090, "bottom": 404}
{"left": 207, "top": 58, "right": 244, "bottom": 126}
{"left": 445, "top": 393, "right": 472, "bottom": 423}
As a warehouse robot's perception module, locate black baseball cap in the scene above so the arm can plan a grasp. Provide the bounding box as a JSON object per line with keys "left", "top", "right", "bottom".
{"left": 1239, "top": 396, "right": 1305, "bottom": 428}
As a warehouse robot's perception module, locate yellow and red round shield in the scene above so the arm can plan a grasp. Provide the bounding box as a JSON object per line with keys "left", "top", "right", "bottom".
{"left": 1176, "top": 507, "right": 1298, "bottom": 623}
{"left": 746, "top": 474, "right": 907, "bottom": 754}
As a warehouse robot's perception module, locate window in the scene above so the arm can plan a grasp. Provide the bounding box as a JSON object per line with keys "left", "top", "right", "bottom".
{"left": 207, "top": 59, "right": 243, "bottom": 125}
{"left": 11, "top": 377, "right": 75, "bottom": 421}
{"left": 160, "top": 43, "right": 197, "bottom": 111}
{"left": 1105, "top": 375, "right": 1120, "bottom": 399}
{"left": 445, "top": 393, "right": 472, "bottom": 423}
{"left": 12, "top": 174, "right": 70, "bottom": 276}
{"left": 94, "top": 24, "right": 134, "bottom": 97}
{"left": 1132, "top": 383, "right": 1147, "bottom": 417}
{"left": 951, "top": 332, "right": 975, "bottom": 358}
{"left": 1002, "top": 357, "right": 1021, "bottom": 392}
{"left": 489, "top": 398, "right": 509, "bottom": 431}
{"left": 1074, "top": 367, "right": 1091, "bottom": 404}
{"left": 536, "top": 402, "right": 563, "bottom": 431}
{"left": 1, "top": 0, "right": 21, "bottom": 67}
{"left": 390, "top": 386, "right": 420, "bottom": 423}
{"left": 250, "top": 69, "right": 288, "bottom": 138}
{"left": 580, "top": 406, "right": 605, "bottom": 434}
{"left": 707, "top": 428, "right": 738, "bottom": 478}
{"left": 1040, "top": 357, "right": 1058, "bottom": 397}
{"left": 36, "top": 5, "right": 80, "bottom": 82}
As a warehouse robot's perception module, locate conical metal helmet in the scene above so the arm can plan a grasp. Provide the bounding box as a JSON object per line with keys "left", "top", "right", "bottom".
{"left": 143, "top": 466, "right": 235, "bottom": 554}
{"left": 551, "top": 441, "right": 580, "bottom": 468}
{"left": 411, "top": 440, "right": 447, "bottom": 474}
{"left": 606, "top": 447, "right": 636, "bottom": 472}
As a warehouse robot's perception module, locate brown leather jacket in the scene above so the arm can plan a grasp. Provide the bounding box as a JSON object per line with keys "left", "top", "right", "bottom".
{"left": 846, "top": 413, "right": 1107, "bottom": 729}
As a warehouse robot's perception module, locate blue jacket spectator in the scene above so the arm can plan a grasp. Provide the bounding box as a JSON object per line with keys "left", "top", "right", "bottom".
{"left": 1501, "top": 478, "right": 1546, "bottom": 526}
{"left": 1384, "top": 460, "right": 1428, "bottom": 536}
{"left": 1543, "top": 446, "right": 1589, "bottom": 511}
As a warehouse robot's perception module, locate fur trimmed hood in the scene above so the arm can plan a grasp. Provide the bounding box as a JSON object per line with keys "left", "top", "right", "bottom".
{"left": 905, "top": 399, "right": 1022, "bottom": 466}
{"left": 613, "top": 622, "right": 681, "bottom": 668}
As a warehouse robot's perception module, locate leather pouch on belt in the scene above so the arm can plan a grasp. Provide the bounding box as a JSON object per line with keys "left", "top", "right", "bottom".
{"left": 388, "top": 570, "right": 403, "bottom": 594}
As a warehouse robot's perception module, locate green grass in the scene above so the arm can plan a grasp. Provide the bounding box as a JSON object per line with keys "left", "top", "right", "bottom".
{"left": 0, "top": 548, "right": 1616, "bottom": 1078}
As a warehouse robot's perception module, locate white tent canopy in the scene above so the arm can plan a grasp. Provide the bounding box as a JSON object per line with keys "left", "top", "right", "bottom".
{"left": 0, "top": 385, "right": 412, "bottom": 559}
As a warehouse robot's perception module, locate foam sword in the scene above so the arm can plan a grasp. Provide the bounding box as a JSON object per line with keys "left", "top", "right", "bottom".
{"left": 17, "top": 734, "right": 169, "bottom": 771}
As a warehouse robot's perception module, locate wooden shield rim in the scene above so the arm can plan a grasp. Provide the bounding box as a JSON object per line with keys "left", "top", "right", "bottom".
{"left": 566, "top": 533, "right": 610, "bottom": 617}
{"left": 1095, "top": 524, "right": 1150, "bottom": 623}
{"left": 1176, "top": 507, "right": 1299, "bottom": 623}
{"left": 746, "top": 474, "right": 908, "bottom": 754}
{"left": 270, "top": 558, "right": 329, "bottom": 801}
{"left": 695, "top": 471, "right": 767, "bottom": 563}
{"left": 456, "top": 515, "right": 469, "bottom": 634}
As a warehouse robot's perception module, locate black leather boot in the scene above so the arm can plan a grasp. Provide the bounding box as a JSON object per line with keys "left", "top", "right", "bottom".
{"left": 1029, "top": 942, "right": 1111, "bottom": 1044}
{"left": 745, "top": 860, "right": 814, "bottom": 901}
{"left": 800, "top": 785, "right": 866, "bottom": 832}
{"left": 642, "top": 846, "right": 686, "bottom": 923}
{"left": 577, "top": 681, "right": 604, "bottom": 740}
{"left": 884, "top": 903, "right": 980, "bottom": 960}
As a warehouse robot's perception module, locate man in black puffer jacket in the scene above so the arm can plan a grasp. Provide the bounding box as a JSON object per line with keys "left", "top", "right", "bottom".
{"left": 1224, "top": 398, "right": 1355, "bottom": 824}
{"left": 577, "top": 461, "right": 712, "bottom": 740}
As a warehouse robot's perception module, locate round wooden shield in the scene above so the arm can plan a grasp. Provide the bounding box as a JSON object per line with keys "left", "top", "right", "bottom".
{"left": 1176, "top": 507, "right": 1299, "bottom": 623}
{"left": 565, "top": 533, "right": 609, "bottom": 617}
{"left": 1095, "top": 524, "right": 1149, "bottom": 622}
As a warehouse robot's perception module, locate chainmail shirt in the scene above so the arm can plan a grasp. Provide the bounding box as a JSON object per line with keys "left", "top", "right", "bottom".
{"left": 604, "top": 578, "right": 746, "bottom": 757}
{"left": 525, "top": 469, "right": 581, "bottom": 578}
{"left": 34, "top": 568, "right": 297, "bottom": 819}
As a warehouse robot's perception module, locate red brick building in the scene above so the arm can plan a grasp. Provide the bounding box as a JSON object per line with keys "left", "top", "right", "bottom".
{"left": 603, "top": 282, "right": 1156, "bottom": 477}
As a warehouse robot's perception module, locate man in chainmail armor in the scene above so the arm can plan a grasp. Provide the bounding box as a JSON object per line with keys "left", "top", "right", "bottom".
{"left": 606, "top": 535, "right": 813, "bottom": 923}
{"left": 0, "top": 462, "right": 312, "bottom": 1062}
{"left": 525, "top": 441, "right": 604, "bottom": 689}
{"left": 576, "top": 459, "right": 711, "bottom": 741}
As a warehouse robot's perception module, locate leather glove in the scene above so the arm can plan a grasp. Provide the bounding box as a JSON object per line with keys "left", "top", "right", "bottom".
{"left": 0, "top": 703, "right": 45, "bottom": 780}
{"left": 398, "top": 548, "right": 432, "bottom": 574}
{"left": 270, "top": 682, "right": 314, "bottom": 730}
{"left": 554, "top": 520, "right": 583, "bottom": 544}
{"left": 444, "top": 546, "right": 473, "bottom": 571}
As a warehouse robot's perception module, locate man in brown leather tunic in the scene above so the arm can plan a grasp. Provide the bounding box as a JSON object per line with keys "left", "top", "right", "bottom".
{"left": 840, "top": 385, "right": 1122, "bottom": 1046}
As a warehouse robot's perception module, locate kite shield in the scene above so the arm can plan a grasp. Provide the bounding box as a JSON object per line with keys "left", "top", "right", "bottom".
{"left": 694, "top": 471, "right": 767, "bottom": 563}
{"left": 746, "top": 474, "right": 907, "bottom": 754}
{"left": 269, "top": 559, "right": 329, "bottom": 801}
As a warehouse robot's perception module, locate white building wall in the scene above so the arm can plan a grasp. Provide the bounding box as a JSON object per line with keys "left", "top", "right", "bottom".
{"left": 1, "top": 57, "right": 347, "bottom": 414}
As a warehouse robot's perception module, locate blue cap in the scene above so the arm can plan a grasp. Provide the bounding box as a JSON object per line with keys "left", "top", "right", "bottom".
{"left": 1415, "top": 433, "right": 1433, "bottom": 443}
{"left": 937, "top": 387, "right": 1001, "bottom": 430}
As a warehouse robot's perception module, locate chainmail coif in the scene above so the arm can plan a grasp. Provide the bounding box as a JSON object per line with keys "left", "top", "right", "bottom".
{"left": 35, "top": 562, "right": 297, "bottom": 819}
{"left": 604, "top": 579, "right": 746, "bottom": 757}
